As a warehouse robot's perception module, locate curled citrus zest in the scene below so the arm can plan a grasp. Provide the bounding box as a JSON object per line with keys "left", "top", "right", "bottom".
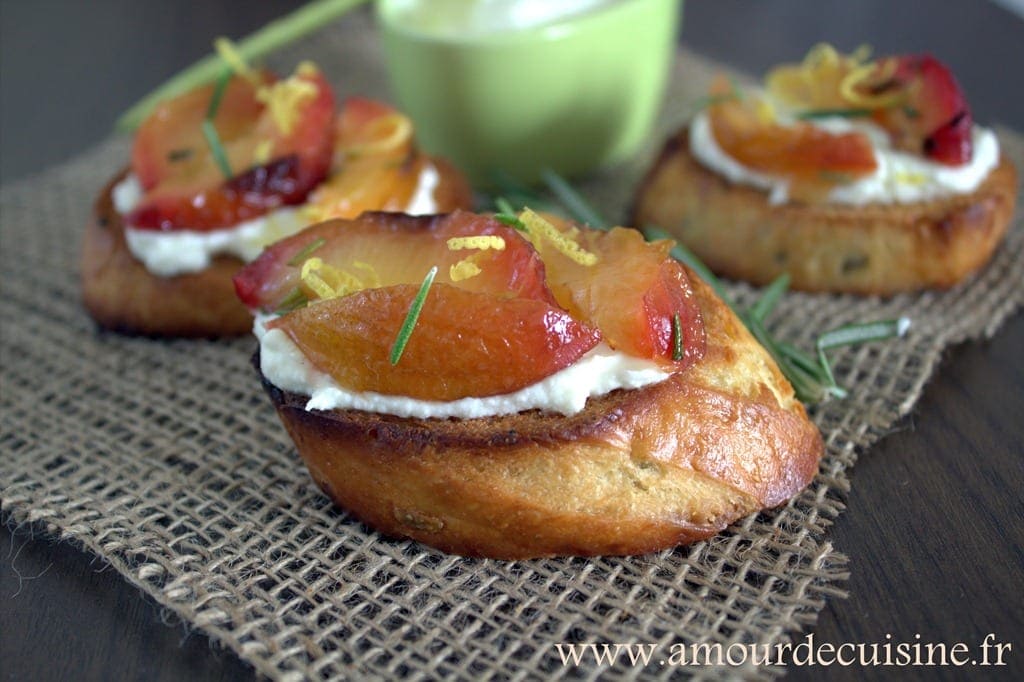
{"left": 300, "top": 257, "right": 363, "bottom": 301}
{"left": 802, "top": 43, "right": 842, "bottom": 74}
{"left": 446, "top": 235, "right": 506, "bottom": 251}
{"left": 257, "top": 76, "right": 318, "bottom": 136}
{"left": 253, "top": 139, "right": 273, "bottom": 165}
{"left": 840, "top": 58, "right": 903, "bottom": 108}
{"left": 342, "top": 113, "right": 413, "bottom": 157}
{"left": 351, "top": 261, "right": 381, "bottom": 288}
{"left": 450, "top": 257, "right": 482, "bottom": 282}
{"left": 755, "top": 97, "right": 777, "bottom": 124}
{"left": 850, "top": 44, "right": 873, "bottom": 64}
{"left": 518, "top": 209, "right": 598, "bottom": 266}
{"left": 213, "top": 37, "right": 261, "bottom": 87}
{"left": 296, "top": 60, "right": 319, "bottom": 78}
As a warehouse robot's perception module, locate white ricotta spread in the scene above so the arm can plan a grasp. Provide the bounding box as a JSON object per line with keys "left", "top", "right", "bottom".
{"left": 114, "top": 165, "right": 442, "bottom": 277}
{"left": 689, "top": 109, "right": 1000, "bottom": 206}
{"left": 254, "top": 314, "right": 670, "bottom": 418}
{"left": 405, "top": 161, "right": 440, "bottom": 214}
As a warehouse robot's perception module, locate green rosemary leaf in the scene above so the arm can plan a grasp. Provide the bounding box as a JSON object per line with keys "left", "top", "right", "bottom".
{"left": 494, "top": 197, "right": 516, "bottom": 216}
{"left": 202, "top": 119, "right": 233, "bottom": 179}
{"left": 274, "top": 286, "right": 309, "bottom": 315}
{"left": 286, "top": 237, "right": 326, "bottom": 267}
{"left": 749, "top": 273, "right": 791, "bottom": 323}
{"left": 672, "top": 313, "right": 683, "bottom": 361}
{"left": 540, "top": 169, "right": 608, "bottom": 229}
{"left": 205, "top": 68, "right": 232, "bottom": 120}
{"left": 797, "top": 107, "right": 874, "bottom": 120}
{"left": 390, "top": 266, "right": 438, "bottom": 365}
{"left": 116, "top": 0, "right": 370, "bottom": 131}
{"left": 776, "top": 341, "right": 828, "bottom": 381}
{"left": 817, "top": 318, "right": 911, "bottom": 350}
{"left": 494, "top": 213, "right": 526, "bottom": 231}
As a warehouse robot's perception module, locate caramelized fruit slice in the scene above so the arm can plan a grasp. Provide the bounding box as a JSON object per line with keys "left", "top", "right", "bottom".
{"left": 128, "top": 65, "right": 335, "bottom": 231}
{"left": 867, "top": 55, "right": 973, "bottom": 165}
{"left": 533, "top": 218, "right": 705, "bottom": 367}
{"left": 707, "top": 79, "right": 877, "bottom": 201}
{"left": 306, "top": 155, "right": 424, "bottom": 221}
{"left": 333, "top": 97, "right": 414, "bottom": 163}
{"left": 234, "top": 210, "right": 554, "bottom": 312}
{"left": 305, "top": 97, "right": 423, "bottom": 221}
{"left": 767, "top": 47, "right": 974, "bottom": 166}
{"left": 268, "top": 283, "right": 601, "bottom": 400}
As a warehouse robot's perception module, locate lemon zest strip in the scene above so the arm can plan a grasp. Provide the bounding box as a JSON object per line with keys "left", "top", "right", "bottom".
{"left": 351, "top": 261, "right": 381, "bottom": 288}
{"left": 446, "top": 235, "right": 506, "bottom": 251}
{"left": 253, "top": 139, "right": 273, "bottom": 165}
{"left": 840, "top": 59, "right": 903, "bottom": 108}
{"left": 213, "top": 37, "right": 261, "bottom": 87}
{"left": 342, "top": 114, "right": 413, "bottom": 157}
{"left": 518, "top": 209, "right": 598, "bottom": 266}
{"left": 300, "top": 257, "right": 364, "bottom": 301}
{"left": 257, "top": 76, "right": 317, "bottom": 136}
{"left": 450, "top": 258, "right": 482, "bottom": 282}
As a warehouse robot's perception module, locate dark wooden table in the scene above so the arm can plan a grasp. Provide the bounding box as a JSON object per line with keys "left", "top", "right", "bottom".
{"left": 2, "top": 1, "right": 1021, "bottom": 679}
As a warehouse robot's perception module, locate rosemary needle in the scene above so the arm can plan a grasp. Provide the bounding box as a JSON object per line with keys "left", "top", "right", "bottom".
{"left": 390, "top": 266, "right": 437, "bottom": 366}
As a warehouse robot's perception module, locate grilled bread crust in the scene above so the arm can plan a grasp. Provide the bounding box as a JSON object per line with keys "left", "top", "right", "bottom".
{"left": 632, "top": 130, "right": 1018, "bottom": 295}
{"left": 81, "top": 160, "right": 474, "bottom": 337}
{"left": 261, "top": 270, "right": 823, "bottom": 559}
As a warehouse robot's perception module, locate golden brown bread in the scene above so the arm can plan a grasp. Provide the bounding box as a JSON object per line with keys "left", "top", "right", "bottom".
{"left": 261, "top": 269, "right": 823, "bottom": 559}
{"left": 632, "top": 130, "right": 1018, "bottom": 295}
{"left": 81, "top": 161, "right": 474, "bottom": 337}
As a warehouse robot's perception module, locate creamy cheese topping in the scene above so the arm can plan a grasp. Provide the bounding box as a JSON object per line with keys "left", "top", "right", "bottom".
{"left": 405, "top": 161, "right": 440, "bottom": 214}
{"left": 689, "top": 109, "right": 1000, "bottom": 206}
{"left": 254, "top": 314, "right": 671, "bottom": 418}
{"left": 114, "top": 165, "right": 442, "bottom": 277}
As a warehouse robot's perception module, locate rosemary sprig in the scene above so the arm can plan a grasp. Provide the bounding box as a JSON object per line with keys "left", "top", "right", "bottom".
{"left": 116, "top": 0, "right": 370, "bottom": 131}
{"left": 203, "top": 69, "right": 234, "bottom": 178}
{"left": 541, "top": 169, "right": 607, "bottom": 228}
{"left": 286, "top": 237, "right": 326, "bottom": 266}
{"left": 671, "top": 313, "right": 683, "bottom": 361}
{"left": 493, "top": 197, "right": 527, "bottom": 230}
{"left": 796, "top": 107, "right": 874, "bottom": 120}
{"left": 390, "top": 266, "right": 437, "bottom": 366}
{"left": 274, "top": 286, "right": 309, "bottom": 315}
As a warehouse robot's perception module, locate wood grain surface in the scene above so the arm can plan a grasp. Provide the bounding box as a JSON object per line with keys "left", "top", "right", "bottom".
{"left": 1, "top": 1, "right": 1021, "bottom": 680}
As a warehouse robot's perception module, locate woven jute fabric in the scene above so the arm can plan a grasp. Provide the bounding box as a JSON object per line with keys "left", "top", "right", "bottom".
{"left": 2, "top": 13, "right": 1022, "bottom": 681}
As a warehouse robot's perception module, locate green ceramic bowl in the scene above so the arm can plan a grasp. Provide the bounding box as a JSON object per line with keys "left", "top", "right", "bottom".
{"left": 377, "top": 0, "right": 681, "bottom": 185}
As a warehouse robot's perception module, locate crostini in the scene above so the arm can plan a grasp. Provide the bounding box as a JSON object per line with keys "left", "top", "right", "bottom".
{"left": 634, "top": 45, "right": 1017, "bottom": 295}
{"left": 234, "top": 209, "right": 823, "bottom": 559}
{"left": 82, "top": 59, "right": 472, "bottom": 337}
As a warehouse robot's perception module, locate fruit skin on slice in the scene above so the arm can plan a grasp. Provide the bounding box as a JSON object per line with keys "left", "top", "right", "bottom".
{"left": 267, "top": 283, "right": 602, "bottom": 401}
{"left": 531, "top": 218, "right": 706, "bottom": 368}
{"left": 234, "top": 210, "right": 554, "bottom": 313}
{"left": 128, "top": 66, "right": 336, "bottom": 231}
{"left": 868, "top": 54, "right": 973, "bottom": 165}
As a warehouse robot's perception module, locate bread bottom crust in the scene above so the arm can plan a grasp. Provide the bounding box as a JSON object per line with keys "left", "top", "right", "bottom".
{"left": 81, "top": 160, "right": 474, "bottom": 337}
{"left": 633, "top": 130, "right": 1018, "bottom": 295}
{"left": 260, "top": 271, "right": 824, "bottom": 559}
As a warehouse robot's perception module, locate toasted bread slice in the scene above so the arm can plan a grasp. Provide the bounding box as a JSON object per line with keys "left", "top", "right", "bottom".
{"left": 81, "top": 160, "right": 474, "bottom": 337}
{"left": 261, "top": 270, "right": 823, "bottom": 559}
{"left": 633, "top": 130, "right": 1018, "bottom": 295}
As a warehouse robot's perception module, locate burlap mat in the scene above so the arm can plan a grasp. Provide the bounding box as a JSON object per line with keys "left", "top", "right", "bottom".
{"left": 2, "top": 11, "right": 1022, "bottom": 681}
